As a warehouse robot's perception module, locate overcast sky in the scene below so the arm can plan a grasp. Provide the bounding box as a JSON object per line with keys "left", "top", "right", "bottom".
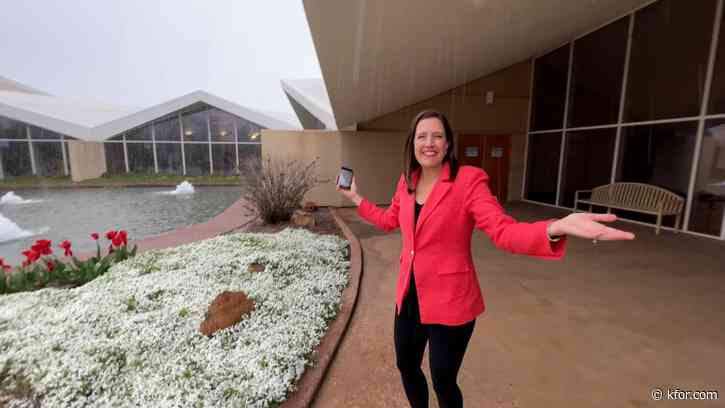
{"left": 0, "top": 1, "right": 321, "bottom": 123}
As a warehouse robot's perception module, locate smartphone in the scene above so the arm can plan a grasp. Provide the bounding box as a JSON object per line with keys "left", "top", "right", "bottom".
{"left": 338, "top": 166, "right": 353, "bottom": 190}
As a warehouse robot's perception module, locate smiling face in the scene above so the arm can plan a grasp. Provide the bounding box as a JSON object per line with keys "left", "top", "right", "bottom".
{"left": 413, "top": 117, "right": 450, "bottom": 169}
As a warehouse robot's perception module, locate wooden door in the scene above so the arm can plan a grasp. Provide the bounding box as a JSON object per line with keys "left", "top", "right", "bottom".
{"left": 457, "top": 134, "right": 484, "bottom": 168}
{"left": 482, "top": 135, "right": 511, "bottom": 202}
{"left": 457, "top": 134, "right": 511, "bottom": 201}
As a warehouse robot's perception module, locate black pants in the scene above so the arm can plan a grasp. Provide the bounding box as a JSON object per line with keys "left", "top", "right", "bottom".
{"left": 394, "top": 285, "right": 475, "bottom": 407}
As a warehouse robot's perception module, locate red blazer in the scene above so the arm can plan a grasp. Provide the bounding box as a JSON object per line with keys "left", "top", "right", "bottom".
{"left": 357, "top": 162, "right": 567, "bottom": 326}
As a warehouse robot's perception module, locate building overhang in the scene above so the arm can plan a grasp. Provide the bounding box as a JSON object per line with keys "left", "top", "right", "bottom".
{"left": 302, "top": 0, "right": 654, "bottom": 128}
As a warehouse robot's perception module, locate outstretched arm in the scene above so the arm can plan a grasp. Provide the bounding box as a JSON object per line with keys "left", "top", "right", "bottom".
{"left": 337, "top": 175, "right": 402, "bottom": 232}
{"left": 466, "top": 171, "right": 635, "bottom": 259}
{"left": 466, "top": 170, "right": 567, "bottom": 259}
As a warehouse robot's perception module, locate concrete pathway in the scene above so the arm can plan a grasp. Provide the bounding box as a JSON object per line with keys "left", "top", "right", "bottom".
{"left": 313, "top": 202, "right": 725, "bottom": 408}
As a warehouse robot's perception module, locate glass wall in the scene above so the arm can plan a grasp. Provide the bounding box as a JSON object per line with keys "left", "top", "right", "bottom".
{"left": 104, "top": 104, "right": 263, "bottom": 177}
{"left": 530, "top": 45, "right": 570, "bottom": 131}
{"left": 0, "top": 116, "right": 69, "bottom": 179}
{"left": 181, "top": 104, "right": 211, "bottom": 142}
{"left": 104, "top": 143, "right": 126, "bottom": 174}
{"left": 568, "top": 17, "right": 628, "bottom": 127}
{"left": 32, "top": 142, "right": 65, "bottom": 176}
{"left": 127, "top": 143, "right": 155, "bottom": 173}
{"left": 615, "top": 122, "right": 697, "bottom": 226}
{"left": 524, "top": 132, "right": 562, "bottom": 204}
{"left": 0, "top": 141, "right": 33, "bottom": 178}
{"left": 560, "top": 129, "right": 617, "bottom": 208}
{"left": 625, "top": 0, "right": 717, "bottom": 122}
{"left": 156, "top": 143, "right": 183, "bottom": 174}
{"left": 183, "top": 144, "right": 210, "bottom": 176}
{"left": 212, "top": 144, "right": 237, "bottom": 175}
{"left": 689, "top": 119, "right": 725, "bottom": 236}
{"left": 527, "top": 0, "right": 725, "bottom": 238}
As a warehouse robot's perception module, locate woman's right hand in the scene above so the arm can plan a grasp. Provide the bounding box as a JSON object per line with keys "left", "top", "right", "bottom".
{"left": 336, "top": 176, "right": 363, "bottom": 206}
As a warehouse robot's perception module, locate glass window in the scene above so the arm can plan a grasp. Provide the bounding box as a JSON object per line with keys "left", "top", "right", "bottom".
{"left": 181, "top": 104, "right": 211, "bottom": 142}
{"left": 104, "top": 143, "right": 126, "bottom": 174}
{"left": 708, "top": 8, "right": 725, "bottom": 114}
{"left": 568, "top": 17, "right": 629, "bottom": 127}
{"left": 524, "top": 132, "right": 562, "bottom": 204}
{"left": 127, "top": 143, "right": 155, "bottom": 173}
{"left": 530, "top": 45, "right": 570, "bottom": 131}
{"left": 183, "top": 143, "right": 210, "bottom": 176}
{"left": 688, "top": 119, "right": 725, "bottom": 236}
{"left": 212, "top": 144, "right": 238, "bottom": 175}
{"left": 29, "top": 126, "right": 61, "bottom": 140}
{"left": 236, "top": 118, "right": 263, "bottom": 143}
{"left": 560, "top": 129, "right": 616, "bottom": 208}
{"left": 615, "top": 122, "right": 697, "bottom": 226}
{"left": 238, "top": 144, "right": 261, "bottom": 165}
{"left": 125, "top": 125, "right": 153, "bottom": 141}
{"left": 156, "top": 143, "right": 183, "bottom": 175}
{"left": 209, "top": 109, "right": 237, "bottom": 142}
{"left": 154, "top": 115, "right": 181, "bottom": 142}
{"left": 0, "top": 141, "right": 33, "bottom": 178}
{"left": 32, "top": 142, "right": 64, "bottom": 176}
{"left": 625, "top": 0, "right": 717, "bottom": 122}
{"left": 0, "top": 117, "right": 27, "bottom": 140}
{"left": 109, "top": 135, "right": 124, "bottom": 142}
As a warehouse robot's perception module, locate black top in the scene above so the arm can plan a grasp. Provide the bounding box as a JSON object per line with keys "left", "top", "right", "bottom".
{"left": 401, "top": 201, "right": 423, "bottom": 319}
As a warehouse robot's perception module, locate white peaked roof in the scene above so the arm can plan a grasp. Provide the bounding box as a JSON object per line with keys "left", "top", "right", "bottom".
{"left": 0, "top": 75, "right": 50, "bottom": 95}
{"left": 281, "top": 78, "right": 336, "bottom": 130}
{"left": 94, "top": 91, "right": 298, "bottom": 140}
{"left": 0, "top": 90, "right": 140, "bottom": 138}
{"left": 0, "top": 79, "right": 298, "bottom": 141}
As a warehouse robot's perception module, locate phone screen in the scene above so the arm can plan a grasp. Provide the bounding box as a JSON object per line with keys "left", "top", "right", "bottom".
{"left": 339, "top": 167, "right": 353, "bottom": 189}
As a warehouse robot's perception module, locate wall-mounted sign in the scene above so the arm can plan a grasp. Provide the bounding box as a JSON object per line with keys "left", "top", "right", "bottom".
{"left": 491, "top": 147, "right": 504, "bottom": 158}
{"left": 465, "top": 146, "right": 479, "bottom": 157}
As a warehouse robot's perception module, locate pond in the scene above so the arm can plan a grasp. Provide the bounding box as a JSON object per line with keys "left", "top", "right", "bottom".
{"left": 0, "top": 184, "right": 241, "bottom": 265}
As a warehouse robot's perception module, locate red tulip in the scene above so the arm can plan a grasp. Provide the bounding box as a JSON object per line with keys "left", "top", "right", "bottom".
{"left": 59, "top": 240, "right": 73, "bottom": 256}
{"left": 112, "top": 236, "right": 124, "bottom": 247}
{"left": 31, "top": 240, "right": 53, "bottom": 256}
{"left": 91, "top": 233, "right": 100, "bottom": 240}
{"left": 0, "top": 258, "right": 10, "bottom": 274}
{"left": 106, "top": 230, "right": 117, "bottom": 240}
{"left": 22, "top": 249, "right": 40, "bottom": 263}
{"left": 117, "top": 230, "right": 128, "bottom": 245}
{"left": 47, "top": 260, "right": 55, "bottom": 272}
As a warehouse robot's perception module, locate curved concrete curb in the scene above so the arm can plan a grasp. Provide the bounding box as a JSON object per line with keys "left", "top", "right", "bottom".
{"left": 280, "top": 207, "right": 364, "bottom": 408}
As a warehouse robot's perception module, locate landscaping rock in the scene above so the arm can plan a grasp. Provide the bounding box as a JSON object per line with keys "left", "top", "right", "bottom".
{"left": 199, "top": 291, "right": 255, "bottom": 337}
{"left": 303, "top": 201, "right": 318, "bottom": 212}
{"left": 248, "top": 263, "right": 265, "bottom": 273}
{"left": 292, "top": 210, "right": 316, "bottom": 227}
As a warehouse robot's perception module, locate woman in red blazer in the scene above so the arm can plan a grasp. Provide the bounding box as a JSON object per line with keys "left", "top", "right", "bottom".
{"left": 337, "top": 110, "right": 634, "bottom": 408}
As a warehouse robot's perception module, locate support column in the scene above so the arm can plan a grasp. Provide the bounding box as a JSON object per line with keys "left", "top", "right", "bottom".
{"left": 27, "top": 125, "right": 37, "bottom": 175}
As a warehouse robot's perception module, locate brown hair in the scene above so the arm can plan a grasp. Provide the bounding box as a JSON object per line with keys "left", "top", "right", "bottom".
{"left": 404, "top": 109, "right": 459, "bottom": 192}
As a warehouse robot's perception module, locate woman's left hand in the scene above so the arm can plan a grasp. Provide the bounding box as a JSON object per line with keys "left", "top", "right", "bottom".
{"left": 548, "top": 213, "right": 635, "bottom": 242}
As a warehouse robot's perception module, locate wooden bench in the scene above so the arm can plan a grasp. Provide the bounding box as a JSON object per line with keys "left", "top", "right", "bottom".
{"left": 574, "top": 183, "right": 685, "bottom": 234}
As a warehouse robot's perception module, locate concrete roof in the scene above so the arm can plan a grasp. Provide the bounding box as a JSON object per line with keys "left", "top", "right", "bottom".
{"left": 0, "top": 84, "right": 298, "bottom": 141}
{"left": 281, "top": 78, "right": 336, "bottom": 130}
{"left": 302, "top": 0, "right": 654, "bottom": 128}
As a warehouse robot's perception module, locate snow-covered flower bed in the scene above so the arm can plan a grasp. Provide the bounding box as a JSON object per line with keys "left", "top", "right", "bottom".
{"left": 0, "top": 228, "right": 350, "bottom": 407}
